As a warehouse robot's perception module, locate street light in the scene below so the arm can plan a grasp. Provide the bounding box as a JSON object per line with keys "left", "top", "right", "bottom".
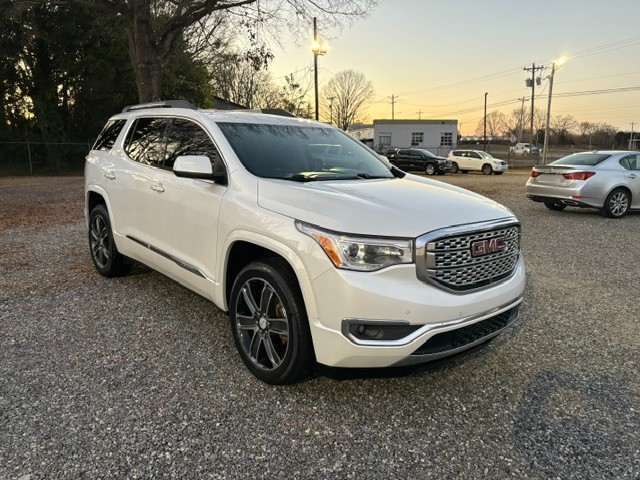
{"left": 311, "top": 17, "right": 328, "bottom": 121}
{"left": 542, "top": 57, "right": 566, "bottom": 164}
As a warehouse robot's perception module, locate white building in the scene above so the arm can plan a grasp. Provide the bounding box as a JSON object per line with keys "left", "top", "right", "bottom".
{"left": 373, "top": 119, "right": 458, "bottom": 155}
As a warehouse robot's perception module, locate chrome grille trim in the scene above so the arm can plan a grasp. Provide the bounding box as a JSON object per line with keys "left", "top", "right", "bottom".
{"left": 416, "top": 218, "right": 521, "bottom": 294}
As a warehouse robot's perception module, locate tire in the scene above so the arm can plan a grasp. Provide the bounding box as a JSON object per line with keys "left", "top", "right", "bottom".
{"left": 544, "top": 201, "right": 567, "bottom": 211}
{"left": 601, "top": 188, "right": 630, "bottom": 218}
{"left": 494, "top": 171, "right": 504, "bottom": 175}
{"left": 481, "top": 164, "right": 493, "bottom": 175}
{"left": 229, "top": 259, "right": 314, "bottom": 384}
{"left": 88, "top": 204, "right": 130, "bottom": 277}
{"left": 425, "top": 163, "right": 436, "bottom": 175}
{"left": 450, "top": 162, "right": 459, "bottom": 174}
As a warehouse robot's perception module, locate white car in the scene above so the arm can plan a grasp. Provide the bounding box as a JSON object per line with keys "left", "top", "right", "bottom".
{"left": 85, "top": 100, "right": 526, "bottom": 384}
{"left": 510, "top": 143, "right": 540, "bottom": 155}
{"left": 447, "top": 150, "right": 508, "bottom": 175}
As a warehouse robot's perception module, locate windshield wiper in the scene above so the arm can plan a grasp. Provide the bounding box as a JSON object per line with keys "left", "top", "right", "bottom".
{"left": 286, "top": 173, "right": 318, "bottom": 182}
{"left": 356, "top": 172, "right": 393, "bottom": 179}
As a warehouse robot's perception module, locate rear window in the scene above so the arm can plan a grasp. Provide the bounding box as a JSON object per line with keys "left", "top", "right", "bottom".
{"left": 551, "top": 153, "right": 611, "bottom": 166}
{"left": 93, "top": 119, "right": 127, "bottom": 151}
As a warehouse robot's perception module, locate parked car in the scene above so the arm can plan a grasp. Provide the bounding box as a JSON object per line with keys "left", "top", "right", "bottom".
{"left": 510, "top": 143, "right": 539, "bottom": 155}
{"left": 386, "top": 148, "right": 451, "bottom": 175}
{"left": 525, "top": 151, "right": 640, "bottom": 218}
{"left": 447, "top": 150, "right": 508, "bottom": 175}
{"left": 85, "top": 100, "right": 525, "bottom": 384}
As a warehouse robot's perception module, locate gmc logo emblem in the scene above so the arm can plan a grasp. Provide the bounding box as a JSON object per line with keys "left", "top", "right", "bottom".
{"left": 471, "top": 237, "right": 506, "bottom": 257}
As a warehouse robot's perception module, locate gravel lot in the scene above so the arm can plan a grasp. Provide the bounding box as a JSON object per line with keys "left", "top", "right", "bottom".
{"left": 1, "top": 173, "right": 639, "bottom": 479}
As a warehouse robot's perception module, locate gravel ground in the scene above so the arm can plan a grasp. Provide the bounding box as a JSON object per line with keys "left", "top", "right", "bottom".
{"left": 1, "top": 174, "right": 639, "bottom": 479}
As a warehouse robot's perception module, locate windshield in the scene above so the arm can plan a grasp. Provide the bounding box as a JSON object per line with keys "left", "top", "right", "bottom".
{"left": 217, "top": 123, "right": 394, "bottom": 181}
{"left": 478, "top": 151, "right": 493, "bottom": 159}
{"left": 551, "top": 153, "right": 611, "bottom": 166}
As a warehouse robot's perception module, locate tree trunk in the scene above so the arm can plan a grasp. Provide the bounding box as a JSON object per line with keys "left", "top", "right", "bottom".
{"left": 126, "top": 2, "right": 162, "bottom": 102}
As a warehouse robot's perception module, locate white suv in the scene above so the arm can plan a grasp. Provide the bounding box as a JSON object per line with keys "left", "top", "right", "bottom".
{"left": 85, "top": 101, "right": 526, "bottom": 384}
{"left": 447, "top": 150, "right": 508, "bottom": 175}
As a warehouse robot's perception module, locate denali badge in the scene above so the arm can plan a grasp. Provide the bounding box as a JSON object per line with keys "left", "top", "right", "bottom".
{"left": 471, "top": 237, "right": 506, "bottom": 257}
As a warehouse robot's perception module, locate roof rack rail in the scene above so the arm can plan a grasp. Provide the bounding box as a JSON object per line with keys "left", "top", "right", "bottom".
{"left": 122, "top": 100, "right": 197, "bottom": 113}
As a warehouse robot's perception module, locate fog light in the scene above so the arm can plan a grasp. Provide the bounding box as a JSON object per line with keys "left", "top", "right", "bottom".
{"left": 344, "top": 320, "right": 421, "bottom": 341}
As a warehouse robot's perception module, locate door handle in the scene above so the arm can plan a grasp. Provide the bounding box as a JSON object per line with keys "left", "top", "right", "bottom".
{"left": 104, "top": 172, "right": 116, "bottom": 180}
{"left": 629, "top": 174, "right": 637, "bottom": 179}
{"left": 150, "top": 184, "right": 165, "bottom": 193}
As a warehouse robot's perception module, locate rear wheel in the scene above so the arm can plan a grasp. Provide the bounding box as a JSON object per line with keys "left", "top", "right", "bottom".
{"left": 601, "top": 188, "right": 630, "bottom": 218}
{"left": 89, "top": 204, "right": 130, "bottom": 277}
{"left": 481, "top": 163, "right": 493, "bottom": 175}
{"left": 450, "top": 162, "right": 459, "bottom": 174}
{"left": 229, "top": 259, "right": 314, "bottom": 384}
{"left": 544, "top": 201, "right": 567, "bottom": 211}
{"left": 425, "top": 163, "right": 436, "bottom": 175}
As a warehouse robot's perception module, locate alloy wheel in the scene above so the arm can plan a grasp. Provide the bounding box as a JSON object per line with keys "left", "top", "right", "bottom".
{"left": 234, "top": 278, "right": 290, "bottom": 371}
{"left": 90, "top": 214, "right": 111, "bottom": 269}
{"left": 609, "top": 191, "right": 629, "bottom": 217}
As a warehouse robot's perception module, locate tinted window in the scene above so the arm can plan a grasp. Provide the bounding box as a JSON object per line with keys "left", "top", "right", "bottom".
{"left": 620, "top": 154, "right": 640, "bottom": 170}
{"left": 164, "top": 118, "right": 221, "bottom": 170}
{"left": 551, "top": 153, "right": 611, "bottom": 166}
{"left": 124, "top": 117, "right": 169, "bottom": 166}
{"left": 217, "top": 123, "right": 393, "bottom": 181}
{"left": 93, "top": 119, "right": 126, "bottom": 151}
{"left": 398, "top": 149, "right": 410, "bottom": 155}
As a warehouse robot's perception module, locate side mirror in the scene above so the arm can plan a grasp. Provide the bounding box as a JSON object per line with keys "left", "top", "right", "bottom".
{"left": 173, "top": 155, "right": 226, "bottom": 184}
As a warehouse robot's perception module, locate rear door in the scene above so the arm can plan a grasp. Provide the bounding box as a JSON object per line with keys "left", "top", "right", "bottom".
{"left": 620, "top": 153, "right": 640, "bottom": 208}
{"left": 110, "top": 116, "right": 170, "bottom": 252}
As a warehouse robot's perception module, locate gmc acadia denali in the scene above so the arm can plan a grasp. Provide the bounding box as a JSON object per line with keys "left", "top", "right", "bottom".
{"left": 85, "top": 101, "right": 526, "bottom": 384}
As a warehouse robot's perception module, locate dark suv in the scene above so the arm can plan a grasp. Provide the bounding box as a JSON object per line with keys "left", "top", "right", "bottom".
{"left": 386, "top": 148, "right": 451, "bottom": 175}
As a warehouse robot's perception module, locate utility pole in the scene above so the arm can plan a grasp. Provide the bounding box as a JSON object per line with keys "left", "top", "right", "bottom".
{"left": 327, "top": 96, "right": 335, "bottom": 125}
{"left": 518, "top": 97, "right": 526, "bottom": 142}
{"left": 483, "top": 92, "right": 488, "bottom": 152}
{"left": 630, "top": 122, "right": 636, "bottom": 150}
{"left": 542, "top": 58, "right": 565, "bottom": 165}
{"left": 524, "top": 63, "right": 544, "bottom": 144}
{"left": 389, "top": 94, "right": 398, "bottom": 120}
{"left": 416, "top": 110, "right": 423, "bottom": 120}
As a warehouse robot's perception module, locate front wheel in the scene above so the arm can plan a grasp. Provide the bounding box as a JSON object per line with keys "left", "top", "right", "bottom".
{"left": 229, "top": 260, "right": 315, "bottom": 384}
{"left": 450, "top": 162, "right": 459, "bottom": 174}
{"left": 89, "top": 204, "right": 130, "bottom": 277}
{"left": 601, "top": 188, "right": 630, "bottom": 218}
{"left": 425, "top": 163, "right": 436, "bottom": 175}
{"left": 481, "top": 164, "right": 493, "bottom": 175}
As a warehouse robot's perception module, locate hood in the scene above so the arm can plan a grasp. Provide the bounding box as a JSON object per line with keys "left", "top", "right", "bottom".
{"left": 258, "top": 174, "right": 515, "bottom": 238}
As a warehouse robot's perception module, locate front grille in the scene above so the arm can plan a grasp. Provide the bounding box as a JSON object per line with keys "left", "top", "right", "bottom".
{"left": 416, "top": 221, "right": 520, "bottom": 292}
{"left": 411, "top": 307, "right": 516, "bottom": 356}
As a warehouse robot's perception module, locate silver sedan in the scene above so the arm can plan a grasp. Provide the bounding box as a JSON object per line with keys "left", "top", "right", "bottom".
{"left": 525, "top": 151, "right": 640, "bottom": 218}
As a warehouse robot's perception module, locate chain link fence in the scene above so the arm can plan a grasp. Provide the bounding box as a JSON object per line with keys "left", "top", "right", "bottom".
{"left": 0, "top": 141, "right": 92, "bottom": 176}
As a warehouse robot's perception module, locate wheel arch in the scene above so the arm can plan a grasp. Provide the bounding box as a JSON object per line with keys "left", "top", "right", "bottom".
{"left": 85, "top": 186, "right": 112, "bottom": 227}
{"left": 605, "top": 185, "right": 632, "bottom": 205}
{"left": 219, "top": 233, "right": 318, "bottom": 320}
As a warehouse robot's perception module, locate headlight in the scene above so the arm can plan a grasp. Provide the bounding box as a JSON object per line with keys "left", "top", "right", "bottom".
{"left": 296, "top": 221, "right": 413, "bottom": 271}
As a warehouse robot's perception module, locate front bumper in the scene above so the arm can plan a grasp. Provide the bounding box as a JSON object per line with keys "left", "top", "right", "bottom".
{"left": 306, "top": 256, "right": 526, "bottom": 368}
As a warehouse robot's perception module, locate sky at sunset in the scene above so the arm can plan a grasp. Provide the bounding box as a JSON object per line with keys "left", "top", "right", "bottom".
{"left": 268, "top": 0, "right": 640, "bottom": 134}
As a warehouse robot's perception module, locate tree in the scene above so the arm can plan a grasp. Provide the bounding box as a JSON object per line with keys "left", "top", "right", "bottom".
{"left": 321, "top": 70, "right": 374, "bottom": 130}
{"left": 474, "top": 110, "right": 507, "bottom": 137}
{"left": 77, "top": 0, "right": 377, "bottom": 102}
{"left": 551, "top": 114, "right": 577, "bottom": 144}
